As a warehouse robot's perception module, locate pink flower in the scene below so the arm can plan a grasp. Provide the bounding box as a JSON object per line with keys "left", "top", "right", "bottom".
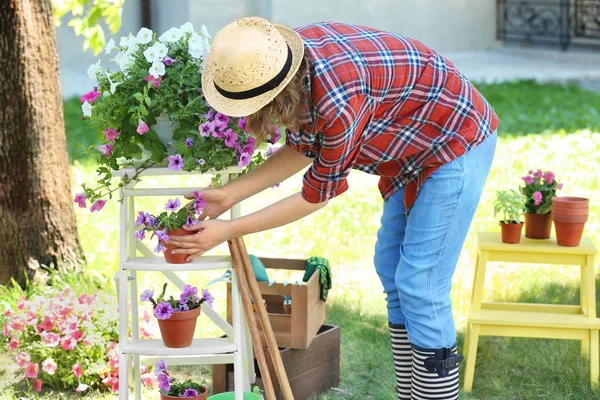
{"left": 558, "top": 183, "right": 563, "bottom": 190}
{"left": 168, "top": 154, "right": 184, "bottom": 171}
{"left": 80, "top": 87, "right": 100, "bottom": 104}
{"left": 90, "top": 199, "right": 107, "bottom": 212}
{"left": 144, "top": 74, "right": 163, "bottom": 88}
{"left": 40, "top": 316, "right": 54, "bottom": 331}
{"left": 102, "top": 127, "right": 119, "bottom": 143}
{"left": 533, "top": 191, "right": 543, "bottom": 206}
{"left": 15, "top": 352, "right": 30, "bottom": 367}
{"left": 111, "top": 379, "right": 119, "bottom": 392}
{"left": 8, "top": 337, "right": 18, "bottom": 351}
{"left": 9, "top": 316, "right": 25, "bottom": 332}
{"left": 61, "top": 336, "right": 77, "bottom": 351}
{"left": 238, "top": 152, "right": 251, "bottom": 168}
{"left": 72, "top": 362, "right": 83, "bottom": 379}
{"left": 73, "top": 330, "right": 86, "bottom": 342}
{"left": 2, "top": 324, "right": 8, "bottom": 337}
{"left": 78, "top": 294, "right": 92, "bottom": 305}
{"left": 5, "top": 308, "right": 12, "bottom": 317}
{"left": 141, "top": 365, "right": 149, "bottom": 375}
{"left": 74, "top": 193, "right": 87, "bottom": 208}
{"left": 543, "top": 171, "right": 555, "bottom": 185}
{"left": 522, "top": 175, "right": 534, "bottom": 185}
{"left": 17, "top": 296, "right": 27, "bottom": 310}
{"left": 268, "top": 125, "right": 282, "bottom": 144}
{"left": 137, "top": 120, "right": 149, "bottom": 135}
{"left": 25, "top": 312, "right": 38, "bottom": 326}
{"left": 198, "top": 121, "right": 214, "bottom": 137}
{"left": 33, "top": 378, "right": 43, "bottom": 392}
{"left": 237, "top": 117, "right": 247, "bottom": 132}
{"left": 42, "top": 332, "right": 60, "bottom": 347}
{"left": 141, "top": 373, "right": 156, "bottom": 387}
{"left": 99, "top": 143, "right": 114, "bottom": 157}
{"left": 75, "top": 383, "right": 89, "bottom": 392}
{"left": 223, "top": 129, "right": 238, "bottom": 148}
{"left": 42, "top": 358, "right": 57, "bottom": 375}
{"left": 25, "top": 362, "right": 39, "bottom": 379}
{"left": 533, "top": 169, "right": 543, "bottom": 179}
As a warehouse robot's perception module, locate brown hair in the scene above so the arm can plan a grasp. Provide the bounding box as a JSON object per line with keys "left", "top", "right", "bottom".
{"left": 245, "top": 58, "right": 307, "bottom": 142}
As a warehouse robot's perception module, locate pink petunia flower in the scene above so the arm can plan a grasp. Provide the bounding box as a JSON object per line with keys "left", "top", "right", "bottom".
{"left": 15, "top": 352, "right": 30, "bottom": 368}
{"left": 42, "top": 358, "right": 57, "bottom": 375}
{"left": 72, "top": 362, "right": 83, "bottom": 379}
{"left": 17, "top": 296, "right": 27, "bottom": 310}
{"left": 102, "top": 128, "right": 119, "bottom": 143}
{"left": 73, "top": 330, "right": 86, "bottom": 342}
{"left": 137, "top": 120, "right": 149, "bottom": 135}
{"left": 76, "top": 383, "right": 89, "bottom": 392}
{"left": 8, "top": 337, "right": 18, "bottom": 351}
{"left": 74, "top": 193, "right": 87, "bottom": 208}
{"left": 25, "top": 312, "right": 38, "bottom": 326}
{"left": 33, "top": 378, "right": 43, "bottom": 392}
{"left": 533, "top": 169, "right": 543, "bottom": 179}
{"left": 41, "top": 332, "right": 60, "bottom": 347}
{"left": 144, "top": 74, "right": 163, "bottom": 88}
{"left": 4, "top": 308, "right": 12, "bottom": 317}
{"left": 61, "top": 336, "right": 77, "bottom": 351}
{"left": 9, "top": 316, "right": 25, "bottom": 332}
{"left": 98, "top": 144, "right": 114, "bottom": 157}
{"left": 80, "top": 87, "right": 100, "bottom": 104}
{"left": 533, "top": 191, "right": 543, "bottom": 206}
{"left": 141, "top": 373, "right": 157, "bottom": 387}
{"left": 25, "top": 362, "right": 39, "bottom": 379}
{"left": 90, "top": 199, "right": 107, "bottom": 212}
{"left": 522, "top": 175, "right": 534, "bottom": 185}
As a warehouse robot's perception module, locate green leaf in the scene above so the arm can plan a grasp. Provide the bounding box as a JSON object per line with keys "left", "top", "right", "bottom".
{"left": 145, "top": 96, "right": 152, "bottom": 107}
{"left": 133, "top": 93, "right": 144, "bottom": 102}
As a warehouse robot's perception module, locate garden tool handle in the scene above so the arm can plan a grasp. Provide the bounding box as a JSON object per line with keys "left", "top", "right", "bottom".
{"left": 235, "top": 237, "right": 295, "bottom": 400}
{"left": 228, "top": 239, "right": 277, "bottom": 400}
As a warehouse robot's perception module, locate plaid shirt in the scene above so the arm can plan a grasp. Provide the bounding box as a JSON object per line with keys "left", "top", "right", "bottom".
{"left": 285, "top": 22, "right": 499, "bottom": 212}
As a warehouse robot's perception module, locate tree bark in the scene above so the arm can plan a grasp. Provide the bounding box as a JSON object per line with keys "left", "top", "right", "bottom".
{"left": 0, "top": 0, "right": 85, "bottom": 286}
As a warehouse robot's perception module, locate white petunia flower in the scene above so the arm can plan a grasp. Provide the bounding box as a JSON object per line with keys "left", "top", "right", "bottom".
{"left": 180, "top": 22, "right": 194, "bottom": 33}
{"left": 105, "top": 72, "right": 122, "bottom": 94}
{"left": 104, "top": 39, "right": 116, "bottom": 55}
{"left": 136, "top": 27, "right": 153, "bottom": 44}
{"left": 202, "top": 36, "right": 211, "bottom": 53}
{"left": 189, "top": 43, "right": 204, "bottom": 59}
{"left": 126, "top": 35, "right": 139, "bottom": 48}
{"left": 114, "top": 51, "right": 134, "bottom": 73}
{"left": 149, "top": 61, "right": 165, "bottom": 79}
{"left": 201, "top": 24, "right": 211, "bottom": 39}
{"left": 159, "top": 27, "right": 183, "bottom": 43}
{"left": 153, "top": 42, "right": 168, "bottom": 58}
{"left": 143, "top": 46, "right": 160, "bottom": 63}
{"left": 82, "top": 101, "right": 92, "bottom": 117}
{"left": 119, "top": 36, "right": 128, "bottom": 47}
{"left": 87, "top": 60, "right": 102, "bottom": 80}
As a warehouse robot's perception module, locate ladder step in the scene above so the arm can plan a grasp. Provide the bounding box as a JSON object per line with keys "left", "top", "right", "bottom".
{"left": 122, "top": 338, "right": 237, "bottom": 356}
{"left": 122, "top": 256, "right": 233, "bottom": 271}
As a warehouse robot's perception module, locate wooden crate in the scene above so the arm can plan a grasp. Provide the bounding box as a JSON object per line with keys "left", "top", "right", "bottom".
{"left": 226, "top": 257, "right": 327, "bottom": 349}
{"left": 213, "top": 325, "right": 340, "bottom": 400}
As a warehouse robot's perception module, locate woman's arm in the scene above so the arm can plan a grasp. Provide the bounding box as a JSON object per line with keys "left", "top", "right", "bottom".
{"left": 168, "top": 192, "right": 327, "bottom": 261}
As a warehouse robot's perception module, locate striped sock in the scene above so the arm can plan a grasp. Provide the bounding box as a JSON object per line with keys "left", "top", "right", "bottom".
{"left": 389, "top": 324, "right": 412, "bottom": 399}
{"left": 411, "top": 345, "right": 461, "bottom": 400}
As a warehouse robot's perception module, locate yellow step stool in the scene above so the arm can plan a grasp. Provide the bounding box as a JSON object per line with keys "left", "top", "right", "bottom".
{"left": 463, "top": 231, "right": 599, "bottom": 392}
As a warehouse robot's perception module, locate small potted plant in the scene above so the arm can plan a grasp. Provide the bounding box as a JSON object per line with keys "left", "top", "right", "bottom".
{"left": 155, "top": 359, "right": 208, "bottom": 399}
{"left": 520, "top": 169, "right": 562, "bottom": 239}
{"left": 134, "top": 191, "right": 205, "bottom": 264}
{"left": 141, "top": 283, "right": 214, "bottom": 348}
{"left": 494, "top": 189, "right": 525, "bottom": 244}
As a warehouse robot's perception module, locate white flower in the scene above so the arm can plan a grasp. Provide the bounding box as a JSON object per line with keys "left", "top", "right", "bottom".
{"left": 149, "top": 61, "right": 165, "bottom": 79}
{"left": 82, "top": 101, "right": 92, "bottom": 117}
{"left": 201, "top": 24, "right": 211, "bottom": 39}
{"left": 105, "top": 72, "right": 122, "bottom": 94}
{"left": 159, "top": 27, "right": 183, "bottom": 43}
{"left": 189, "top": 44, "right": 204, "bottom": 59}
{"left": 180, "top": 22, "right": 194, "bottom": 34}
{"left": 104, "top": 39, "right": 116, "bottom": 55}
{"left": 86, "top": 60, "right": 102, "bottom": 80}
{"left": 114, "top": 51, "right": 134, "bottom": 73}
{"left": 126, "top": 35, "right": 139, "bottom": 48}
{"left": 143, "top": 46, "right": 159, "bottom": 63}
{"left": 136, "top": 27, "right": 153, "bottom": 44}
{"left": 153, "top": 42, "right": 168, "bottom": 58}
{"left": 119, "top": 36, "right": 128, "bottom": 47}
{"left": 203, "top": 36, "right": 211, "bottom": 53}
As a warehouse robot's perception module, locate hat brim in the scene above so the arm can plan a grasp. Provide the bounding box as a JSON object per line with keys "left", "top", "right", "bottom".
{"left": 201, "top": 24, "right": 305, "bottom": 118}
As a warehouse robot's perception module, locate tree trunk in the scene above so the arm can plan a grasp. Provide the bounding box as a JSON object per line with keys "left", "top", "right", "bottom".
{"left": 0, "top": 0, "right": 85, "bottom": 286}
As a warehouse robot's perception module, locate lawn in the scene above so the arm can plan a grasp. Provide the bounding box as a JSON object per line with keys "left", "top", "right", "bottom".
{"left": 1, "top": 81, "right": 600, "bottom": 399}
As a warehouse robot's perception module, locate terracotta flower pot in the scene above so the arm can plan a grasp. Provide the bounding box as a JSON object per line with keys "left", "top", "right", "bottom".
{"left": 162, "top": 227, "right": 197, "bottom": 264}
{"left": 157, "top": 307, "right": 200, "bottom": 348}
{"left": 552, "top": 205, "right": 589, "bottom": 216}
{"left": 160, "top": 386, "right": 208, "bottom": 400}
{"left": 500, "top": 222, "right": 523, "bottom": 244}
{"left": 552, "top": 214, "right": 589, "bottom": 224}
{"left": 525, "top": 212, "right": 552, "bottom": 239}
{"left": 552, "top": 197, "right": 589, "bottom": 247}
{"left": 552, "top": 197, "right": 590, "bottom": 209}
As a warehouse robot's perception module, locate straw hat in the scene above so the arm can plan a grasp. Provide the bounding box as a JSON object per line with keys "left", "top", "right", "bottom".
{"left": 201, "top": 17, "right": 305, "bottom": 117}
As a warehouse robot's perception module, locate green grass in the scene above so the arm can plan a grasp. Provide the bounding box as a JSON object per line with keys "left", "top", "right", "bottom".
{"left": 2, "top": 81, "right": 600, "bottom": 399}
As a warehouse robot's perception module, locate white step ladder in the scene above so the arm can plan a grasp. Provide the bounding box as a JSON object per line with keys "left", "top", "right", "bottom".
{"left": 115, "top": 166, "right": 255, "bottom": 400}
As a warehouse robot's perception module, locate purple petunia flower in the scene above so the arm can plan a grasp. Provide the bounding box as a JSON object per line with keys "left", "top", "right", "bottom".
{"left": 134, "top": 229, "right": 146, "bottom": 241}
{"left": 185, "top": 138, "right": 194, "bottom": 148}
{"left": 98, "top": 144, "right": 114, "bottom": 157}
{"left": 238, "top": 152, "right": 251, "bottom": 168}
{"left": 140, "top": 289, "right": 154, "bottom": 302}
{"left": 183, "top": 389, "right": 199, "bottom": 397}
{"left": 165, "top": 198, "right": 181, "bottom": 212}
{"left": 180, "top": 285, "right": 198, "bottom": 303}
{"left": 268, "top": 125, "right": 282, "bottom": 144}
{"left": 90, "top": 200, "right": 107, "bottom": 212}
{"left": 74, "top": 193, "right": 87, "bottom": 208}
{"left": 178, "top": 300, "right": 190, "bottom": 311}
{"left": 196, "top": 158, "right": 206, "bottom": 166}
{"left": 237, "top": 117, "right": 247, "bottom": 133}
{"left": 203, "top": 108, "right": 214, "bottom": 121}
{"left": 199, "top": 121, "right": 215, "bottom": 137}
{"left": 154, "top": 302, "right": 174, "bottom": 320}
{"left": 168, "top": 154, "right": 184, "bottom": 171}
{"left": 193, "top": 191, "right": 207, "bottom": 214}
{"left": 155, "top": 360, "right": 167, "bottom": 376}
{"left": 533, "top": 191, "right": 543, "bottom": 206}
{"left": 136, "top": 211, "right": 146, "bottom": 226}
{"left": 137, "top": 120, "right": 149, "bottom": 135}
{"left": 163, "top": 56, "right": 174, "bottom": 65}
{"left": 185, "top": 215, "right": 196, "bottom": 227}
{"left": 145, "top": 215, "right": 157, "bottom": 228}
{"left": 224, "top": 129, "right": 238, "bottom": 148}
{"left": 214, "top": 112, "right": 230, "bottom": 126}
{"left": 522, "top": 175, "right": 534, "bottom": 185}
{"left": 157, "top": 372, "right": 170, "bottom": 391}
{"left": 154, "top": 241, "right": 167, "bottom": 253}
{"left": 202, "top": 289, "right": 214, "bottom": 307}
{"left": 156, "top": 229, "right": 170, "bottom": 242}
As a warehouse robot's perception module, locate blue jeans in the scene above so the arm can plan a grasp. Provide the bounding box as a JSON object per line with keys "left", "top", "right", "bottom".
{"left": 374, "top": 132, "right": 497, "bottom": 349}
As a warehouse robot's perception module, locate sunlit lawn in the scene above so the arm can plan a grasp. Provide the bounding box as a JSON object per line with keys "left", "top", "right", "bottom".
{"left": 2, "top": 81, "right": 600, "bottom": 399}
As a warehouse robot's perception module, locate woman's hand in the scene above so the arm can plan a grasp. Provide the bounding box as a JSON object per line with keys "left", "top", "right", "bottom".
{"left": 167, "top": 220, "right": 234, "bottom": 261}
{"left": 185, "top": 187, "right": 233, "bottom": 221}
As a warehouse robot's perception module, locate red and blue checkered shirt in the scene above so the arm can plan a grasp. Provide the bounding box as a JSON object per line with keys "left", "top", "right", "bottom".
{"left": 286, "top": 22, "right": 499, "bottom": 212}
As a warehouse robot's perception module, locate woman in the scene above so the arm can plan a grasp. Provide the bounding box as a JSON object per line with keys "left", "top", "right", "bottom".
{"left": 168, "top": 17, "right": 498, "bottom": 399}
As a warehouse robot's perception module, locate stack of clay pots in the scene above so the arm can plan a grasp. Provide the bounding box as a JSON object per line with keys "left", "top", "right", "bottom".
{"left": 551, "top": 197, "right": 589, "bottom": 247}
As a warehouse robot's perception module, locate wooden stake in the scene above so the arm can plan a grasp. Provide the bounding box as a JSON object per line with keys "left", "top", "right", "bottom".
{"left": 228, "top": 239, "right": 277, "bottom": 400}
{"left": 236, "top": 237, "right": 295, "bottom": 400}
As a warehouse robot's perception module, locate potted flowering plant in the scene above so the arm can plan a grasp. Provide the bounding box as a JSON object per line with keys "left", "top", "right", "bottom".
{"left": 494, "top": 189, "right": 525, "bottom": 244}
{"left": 520, "top": 169, "right": 562, "bottom": 239}
{"left": 155, "top": 359, "right": 208, "bottom": 399}
{"left": 135, "top": 191, "right": 205, "bottom": 264}
{"left": 73, "top": 22, "right": 278, "bottom": 212}
{"left": 141, "top": 283, "right": 214, "bottom": 348}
